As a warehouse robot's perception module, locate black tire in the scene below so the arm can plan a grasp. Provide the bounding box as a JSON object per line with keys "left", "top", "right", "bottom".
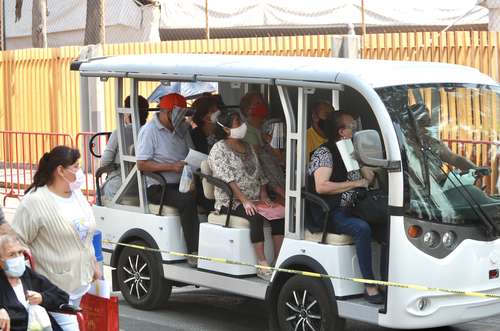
{"left": 117, "top": 241, "right": 172, "bottom": 310}
{"left": 277, "top": 275, "right": 345, "bottom": 331}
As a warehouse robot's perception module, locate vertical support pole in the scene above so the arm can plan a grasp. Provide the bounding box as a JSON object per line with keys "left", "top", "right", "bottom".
{"left": 78, "top": 45, "right": 105, "bottom": 172}
{"left": 331, "top": 33, "right": 361, "bottom": 59}
{"left": 0, "top": 0, "right": 4, "bottom": 50}
{"left": 205, "top": 0, "right": 210, "bottom": 40}
{"left": 130, "top": 79, "right": 147, "bottom": 212}
{"left": 115, "top": 78, "right": 126, "bottom": 184}
{"left": 361, "top": 0, "right": 366, "bottom": 36}
{"left": 278, "top": 85, "right": 300, "bottom": 239}
{"left": 295, "top": 87, "right": 309, "bottom": 240}
{"left": 32, "top": 0, "right": 47, "bottom": 48}
{"left": 78, "top": 45, "right": 105, "bottom": 132}
{"left": 84, "top": 0, "right": 105, "bottom": 45}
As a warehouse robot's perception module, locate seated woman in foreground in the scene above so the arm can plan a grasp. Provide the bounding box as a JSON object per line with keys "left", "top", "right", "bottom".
{"left": 208, "top": 111, "right": 284, "bottom": 281}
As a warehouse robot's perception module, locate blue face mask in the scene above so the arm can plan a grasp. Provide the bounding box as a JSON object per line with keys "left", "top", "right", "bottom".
{"left": 3, "top": 255, "right": 26, "bottom": 278}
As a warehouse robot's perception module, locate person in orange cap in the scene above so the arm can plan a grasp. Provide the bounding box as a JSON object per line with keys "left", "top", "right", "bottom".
{"left": 136, "top": 93, "right": 200, "bottom": 265}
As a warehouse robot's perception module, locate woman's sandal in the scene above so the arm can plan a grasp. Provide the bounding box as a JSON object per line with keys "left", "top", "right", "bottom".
{"left": 256, "top": 267, "right": 273, "bottom": 281}
{"left": 256, "top": 261, "right": 273, "bottom": 281}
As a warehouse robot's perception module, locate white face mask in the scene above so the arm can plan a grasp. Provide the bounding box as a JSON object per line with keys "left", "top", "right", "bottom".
{"left": 210, "top": 110, "right": 221, "bottom": 123}
{"left": 3, "top": 255, "right": 26, "bottom": 278}
{"left": 229, "top": 123, "right": 248, "bottom": 140}
{"left": 63, "top": 168, "right": 85, "bottom": 191}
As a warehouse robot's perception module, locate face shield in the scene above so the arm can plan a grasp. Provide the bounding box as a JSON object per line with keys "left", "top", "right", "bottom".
{"left": 411, "top": 104, "right": 432, "bottom": 128}
{"left": 169, "top": 106, "right": 195, "bottom": 137}
{"left": 262, "top": 120, "right": 286, "bottom": 149}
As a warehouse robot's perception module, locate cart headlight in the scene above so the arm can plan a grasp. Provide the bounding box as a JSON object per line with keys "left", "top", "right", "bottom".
{"left": 423, "top": 231, "right": 440, "bottom": 248}
{"left": 442, "top": 231, "right": 456, "bottom": 249}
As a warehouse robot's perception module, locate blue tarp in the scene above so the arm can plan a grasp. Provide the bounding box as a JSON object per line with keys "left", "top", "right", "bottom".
{"left": 148, "top": 82, "right": 218, "bottom": 103}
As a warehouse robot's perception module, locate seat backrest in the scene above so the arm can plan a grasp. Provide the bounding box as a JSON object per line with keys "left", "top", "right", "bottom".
{"left": 200, "top": 160, "right": 215, "bottom": 200}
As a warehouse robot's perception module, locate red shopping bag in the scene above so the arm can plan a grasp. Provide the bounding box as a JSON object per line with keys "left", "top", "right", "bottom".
{"left": 80, "top": 293, "right": 119, "bottom": 331}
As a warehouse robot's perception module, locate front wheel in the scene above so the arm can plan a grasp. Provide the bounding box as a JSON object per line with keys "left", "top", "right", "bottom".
{"left": 117, "top": 241, "right": 172, "bottom": 310}
{"left": 277, "top": 275, "right": 345, "bottom": 331}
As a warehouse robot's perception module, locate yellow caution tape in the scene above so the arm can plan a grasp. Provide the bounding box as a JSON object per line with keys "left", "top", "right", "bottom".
{"left": 103, "top": 240, "right": 500, "bottom": 300}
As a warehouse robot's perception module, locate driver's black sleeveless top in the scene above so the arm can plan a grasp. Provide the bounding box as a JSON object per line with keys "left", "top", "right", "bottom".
{"left": 307, "top": 142, "right": 348, "bottom": 213}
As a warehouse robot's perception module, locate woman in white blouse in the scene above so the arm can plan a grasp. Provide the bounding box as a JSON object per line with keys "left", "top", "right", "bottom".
{"left": 12, "top": 145, "right": 100, "bottom": 331}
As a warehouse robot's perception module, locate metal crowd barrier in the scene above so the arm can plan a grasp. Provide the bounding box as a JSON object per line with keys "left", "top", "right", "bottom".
{"left": 0, "top": 130, "right": 109, "bottom": 205}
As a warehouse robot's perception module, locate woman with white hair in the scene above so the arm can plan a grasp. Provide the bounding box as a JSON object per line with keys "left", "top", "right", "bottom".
{"left": 259, "top": 119, "right": 286, "bottom": 203}
{"left": 0, "top": 234, "right": 69, "bottom": 331}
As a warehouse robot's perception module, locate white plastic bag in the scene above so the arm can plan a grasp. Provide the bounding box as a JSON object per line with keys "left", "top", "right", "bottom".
{"left": 179, "top": 165, "right": 193, "bottom": 193}
{"left": 88, "top": 278, "right": 111, "bottom": 299}
{"left": 27, "top": 304, "right": 53, "bottom": 331}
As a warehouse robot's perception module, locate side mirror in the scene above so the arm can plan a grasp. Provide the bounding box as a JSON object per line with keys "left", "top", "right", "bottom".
{"left": 353, "top": 130, "right": 400, "bottom": 170}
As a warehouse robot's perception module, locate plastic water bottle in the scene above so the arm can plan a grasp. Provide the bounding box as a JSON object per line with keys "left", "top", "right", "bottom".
{"left": 179, "top": 165, "right": 193, "bottom": 193}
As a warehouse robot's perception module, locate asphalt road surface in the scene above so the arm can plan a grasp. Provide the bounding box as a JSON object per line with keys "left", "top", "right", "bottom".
{"left": 118, "top": 287, "right": 500, "bottom": 331}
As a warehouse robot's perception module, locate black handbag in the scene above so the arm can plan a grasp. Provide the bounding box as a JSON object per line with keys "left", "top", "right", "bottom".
{"left": 352, "top": 189, "right": 389, "bottom": 224}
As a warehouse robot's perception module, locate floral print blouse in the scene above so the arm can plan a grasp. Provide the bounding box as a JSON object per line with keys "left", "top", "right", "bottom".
{"left": 308, "top": 146, "right": 362, "bottom": 208}
{"left": 208, "top": 140, "right": 268, "bottom": 211}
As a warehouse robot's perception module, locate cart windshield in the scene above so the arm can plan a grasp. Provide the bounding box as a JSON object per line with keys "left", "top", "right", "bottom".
{"left": 377, "top": 84, "right": 500, "bottom": 230}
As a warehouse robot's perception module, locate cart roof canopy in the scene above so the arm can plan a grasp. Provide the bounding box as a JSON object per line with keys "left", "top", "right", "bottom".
{"left": 74, "top": 54, "right": 498, "bottom": 89}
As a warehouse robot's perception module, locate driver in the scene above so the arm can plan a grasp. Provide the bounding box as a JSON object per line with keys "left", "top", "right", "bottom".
{"left": 409, "top": 104, "right": 491, "bottom": 176}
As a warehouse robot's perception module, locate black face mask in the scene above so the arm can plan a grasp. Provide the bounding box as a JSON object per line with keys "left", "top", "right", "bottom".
{"left": 318, "top": 119, "right": 328, "bottom": 136}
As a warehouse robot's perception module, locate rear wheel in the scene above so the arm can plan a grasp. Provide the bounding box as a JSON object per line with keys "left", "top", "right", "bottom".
{"left": 277, "top": 275, "right": 345, "bottom": 331}
{"left": 117, "top": 240, "right": 172, "bottom": 310}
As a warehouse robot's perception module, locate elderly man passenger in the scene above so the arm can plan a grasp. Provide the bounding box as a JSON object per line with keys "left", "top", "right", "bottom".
{"left": 0, "top": 234, "right": 69, "bottom": 331}
{"left": 136, "top": 93, "right": 200, "bottom": 264}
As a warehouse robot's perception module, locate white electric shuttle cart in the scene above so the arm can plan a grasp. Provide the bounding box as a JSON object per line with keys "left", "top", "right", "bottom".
{"left": 72, "top": 54, "right": 500, "bottom": 330}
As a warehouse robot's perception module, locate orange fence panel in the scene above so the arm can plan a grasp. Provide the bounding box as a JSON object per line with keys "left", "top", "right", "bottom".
{"left": 0, "top": 130, "right": 110, "bottom": 204}
{"left": 0, "top": 131, "right": 73, "bottom": 203}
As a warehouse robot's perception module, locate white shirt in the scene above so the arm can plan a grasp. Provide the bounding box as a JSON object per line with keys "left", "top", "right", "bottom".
{"left": 12, "top": 282, "right": 28, "bottom": 309}
{"left": 48, "top": 190, "right": 92, "bottom": 243}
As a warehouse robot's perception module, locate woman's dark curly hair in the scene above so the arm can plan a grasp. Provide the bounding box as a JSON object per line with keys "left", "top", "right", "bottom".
{"left": 26, "top": 145, "right": 81, "bottom": 193}
{"left": 192, "top": 96, "right": 218, "bottom": 128}
{"left": 213, "top": 110, "right": 242, "bottom": 141}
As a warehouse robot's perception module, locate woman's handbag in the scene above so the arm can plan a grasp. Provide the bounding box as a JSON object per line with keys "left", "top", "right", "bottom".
{"left": 352, "top": 189, "right": 389, "bottom": 224}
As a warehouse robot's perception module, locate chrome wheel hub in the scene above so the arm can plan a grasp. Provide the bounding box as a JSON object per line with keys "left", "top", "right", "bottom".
{"left": 284, "top": 290, "right": 321, "bottom": 331}
{"left": 122, "top": 254, "right": 151, "bottom": 300}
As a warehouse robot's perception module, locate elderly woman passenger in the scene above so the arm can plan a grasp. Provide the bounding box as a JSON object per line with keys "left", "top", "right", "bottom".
{"left": 0, "top": 234, "right": 69, "bottom": 331}
{"left": 100, "top": 95, "right": 150, "bottom": 202}
{"left": 259, "top": 119, "right": 286, "bottom": 203}
{"left": 208, "top": 111, "right": 284, "bottom": 281}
